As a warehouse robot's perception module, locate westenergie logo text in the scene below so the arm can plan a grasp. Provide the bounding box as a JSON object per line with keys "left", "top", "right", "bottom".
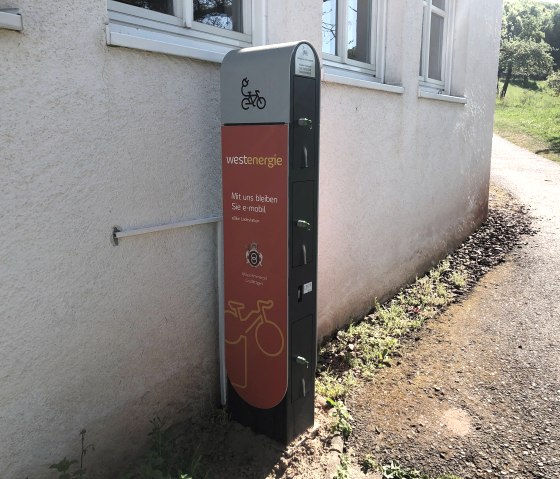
{"left": 226, "top": 154, "right": 284, "bottom": 169}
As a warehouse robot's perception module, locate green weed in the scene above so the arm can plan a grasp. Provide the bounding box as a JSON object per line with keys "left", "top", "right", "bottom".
{"left": 449, "top": 268, "right": 467, "bottom": 288}
{"left": 120, "top": 417, "right": 201, "bottom": 479}
{"left": 334, "top": 454, "right": 349, "bottom": 479}
{"left": 49, "top": 458, "right": 79, "bottom": 479}
{"left": 360, "top": 458, "right": 462, "bottom": 479}
{"left": 359, "top": 454, "right": 378, "bottom": 473}
{"left": 380, "top": 461, "right": 428, "bottom": 479}
{"left": 326, "top": 398, "right": 353, "bottom": 439}
{"left": 49, "top": 429, "right": 94, "bottom": 479}
{"left": 46, "top": 421, "right": 199, "bottom": 479}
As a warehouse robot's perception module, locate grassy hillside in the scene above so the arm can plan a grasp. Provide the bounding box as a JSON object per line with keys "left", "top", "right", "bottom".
{"left": 494, "top": 81, "right": 560, "bottom": 163}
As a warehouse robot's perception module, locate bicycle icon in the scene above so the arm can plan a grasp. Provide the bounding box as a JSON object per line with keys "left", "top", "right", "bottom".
{"left": 240, "top": 77, "right": 267, "bottom": 110}
{"left": 226, "top": 299, "right": 284, "bottom": 358}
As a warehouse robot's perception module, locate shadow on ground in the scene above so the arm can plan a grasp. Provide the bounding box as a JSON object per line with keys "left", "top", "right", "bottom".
{"left": 166, "top": 416, "right": 285, "bottom": 479}
{"left": 535, "top": 135, "right": 560, "bottom": 155}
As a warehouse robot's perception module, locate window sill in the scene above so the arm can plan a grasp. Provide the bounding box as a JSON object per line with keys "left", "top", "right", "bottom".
{"left": 0, "top": 8, "right": 23, "bottom": 31}
{"left": 106, "top": 23, "right": 241, "bottom": 63}
{"left": 418, "top": 89, "right": 467, "bottom": 104}
{"left": 323, "top": 71, "right": 404, "bottom": 94}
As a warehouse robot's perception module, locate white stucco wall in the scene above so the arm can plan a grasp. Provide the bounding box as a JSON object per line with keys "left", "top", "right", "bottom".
{"left": 316, "top": 0, "right": 503, "bottom": 336}
{"left": 1, "top": 1, "right": 223, "bottom": 476}
{"left": 0, "top": 0, "right": 502, "bottom": 476}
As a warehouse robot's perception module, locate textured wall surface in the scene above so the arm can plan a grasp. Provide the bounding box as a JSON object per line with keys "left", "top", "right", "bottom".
{"left": 1, "top": 1, "right": 222, "bottom": 476}
{"left": 0, "top": 0, "right": 502, "bottom": 476}
{"left": 316, "top": 0, "right": 503, "bottom": 337}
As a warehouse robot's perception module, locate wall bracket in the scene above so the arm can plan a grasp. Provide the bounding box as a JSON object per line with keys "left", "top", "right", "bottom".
{"left": 0, "top": 8, "right": 23, "bottom": 31}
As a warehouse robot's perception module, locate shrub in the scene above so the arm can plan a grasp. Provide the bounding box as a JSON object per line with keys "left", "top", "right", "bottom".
{"left": 547, "top": 71, "right": 560, "bottom": 95}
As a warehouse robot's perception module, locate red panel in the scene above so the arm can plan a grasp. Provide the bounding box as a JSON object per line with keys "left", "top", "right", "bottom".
{"left": 222, "top": 124, "right": 289, "bottom": 409}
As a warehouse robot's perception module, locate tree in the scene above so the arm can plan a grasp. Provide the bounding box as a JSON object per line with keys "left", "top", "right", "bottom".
{"left": 501, "top": 0, "right": 551, "bottom": 42}
{"left": 499, "top": 39, "right": 554, "bottom": 97}
{"left": 499, "top": 0, "right": 555, "bottom": 98}
{"left": 544, "top": 6, "right": 560, "bottom": 69}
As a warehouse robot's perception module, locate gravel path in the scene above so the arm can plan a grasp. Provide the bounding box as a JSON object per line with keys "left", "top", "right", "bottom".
{"left": 346, "top": 136, "right": 560, "bottom": 479}
{"left": 491, "top": 135, "right": 560, "bottom": 392}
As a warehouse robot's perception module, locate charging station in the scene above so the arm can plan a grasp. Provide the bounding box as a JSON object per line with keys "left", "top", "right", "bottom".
{"left": 220, "top": 41, "right": 320, "bottom": 443}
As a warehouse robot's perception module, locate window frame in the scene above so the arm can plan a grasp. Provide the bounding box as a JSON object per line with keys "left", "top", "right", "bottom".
{"left": 322, "top": 0, "right": 387, "bottom": 83}
{"left": 107, "top": 0, "right": 259, "bottom": 61}
{"left": 419, "top": 0, "right": 455, "bottom": 94}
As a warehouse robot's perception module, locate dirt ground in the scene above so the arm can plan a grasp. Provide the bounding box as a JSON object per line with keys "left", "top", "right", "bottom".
{"left": 166, "top": 137, "right": 560, "bottom": 479}
{"left": 165, "top": 182, "right": 558, "bottom": 479}
{"left": 345, "top": 158, "right": 560, "bottom": 478}
{"left": 347, "top": 258, "right": 560, "bottom": 479}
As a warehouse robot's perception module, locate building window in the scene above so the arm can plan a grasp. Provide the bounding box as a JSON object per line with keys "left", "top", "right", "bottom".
{"left": 193, "top": 0, "right": 243, "bottom": 32}
{"left": 115, "top": 0, "right": 177, "bottom": 16}
{"left": 322, "top": 0, "right": 386, "bottom": 81}
{"left": 419, "top": 0, "right": 454, "bottom": 92}
{"left": 115, "top": 0, "right": 245, "bottom": 32}
{"left": 107, "top": 0, "right": 256, "bottom": 62}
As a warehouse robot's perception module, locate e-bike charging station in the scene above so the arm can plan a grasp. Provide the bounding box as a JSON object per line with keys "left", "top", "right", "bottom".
{"left": 220, "top": 41, "right": 320, "bottom": 443}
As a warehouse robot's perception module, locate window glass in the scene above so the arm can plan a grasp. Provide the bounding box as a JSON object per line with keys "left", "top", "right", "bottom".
{"left": 347, "top": 0, "right": 371, "bottom": 63}
{"left": 322, "top": 0, "right": 382, "bottom": 77}
{"left": 194, "top": 0, "right": 243, "bottom": 32}
{"left": 322, "top": 0, "right": 338, "bottom": 55}
{"left": 115, "top": 0, "right": 174, "bottom": 15}
{"left": 428, "top": 12, "right": 444, "bottom": 80}
{"left": 432, "top": 0, "right": 445, "bottom": 11}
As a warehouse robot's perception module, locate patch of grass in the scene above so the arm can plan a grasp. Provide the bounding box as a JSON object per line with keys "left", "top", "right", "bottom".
{"left": 317, "top": 257, "right": 463, "bottom": 401}
{"left": 494, "top": 81, "right": 560, "bottom": 163}
{"left": 316, "top": 370, "right": 356, "bottom": 400}
{"left": 449, "top": 267, "right": 467, "bottom": 289}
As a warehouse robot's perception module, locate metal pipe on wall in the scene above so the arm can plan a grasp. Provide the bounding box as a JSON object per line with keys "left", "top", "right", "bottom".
{"left": 111, "top": 215, "right": 227, "bottom": 406}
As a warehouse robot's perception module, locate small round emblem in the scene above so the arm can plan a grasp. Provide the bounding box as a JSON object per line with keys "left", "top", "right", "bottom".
{"left": 246, "top": 243, "right": 263, "bottom": 267}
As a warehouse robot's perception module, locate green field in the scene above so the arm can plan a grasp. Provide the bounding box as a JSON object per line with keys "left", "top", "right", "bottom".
{"left": 494, "top": 81, "right": 560, "bottom": 163}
